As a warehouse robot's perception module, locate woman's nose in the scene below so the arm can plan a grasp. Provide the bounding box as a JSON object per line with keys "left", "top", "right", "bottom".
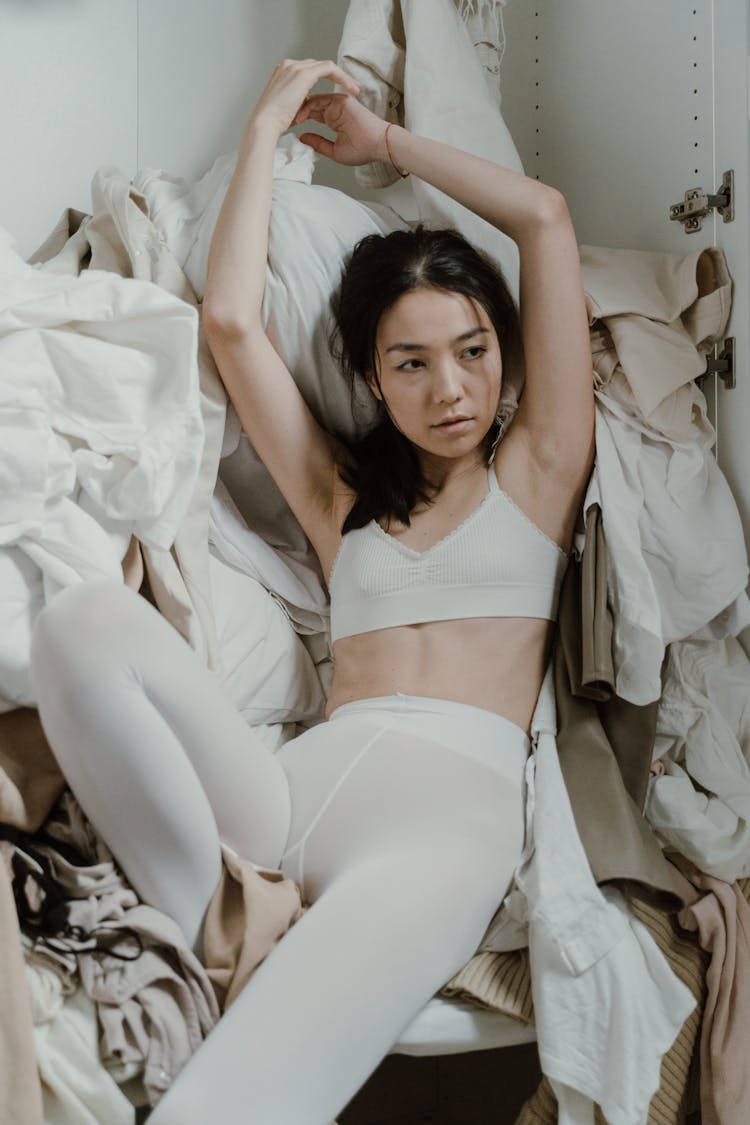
{"left": 433, "top": 360, "right": 463, "bottom": 401}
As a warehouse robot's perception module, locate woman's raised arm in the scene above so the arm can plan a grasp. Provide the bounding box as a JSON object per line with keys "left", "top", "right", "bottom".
{"left": 201, "top": 60, "right": 363, "bottom": 563}
{"left": 298, "top": 103, "right": 595, "bottom": 495}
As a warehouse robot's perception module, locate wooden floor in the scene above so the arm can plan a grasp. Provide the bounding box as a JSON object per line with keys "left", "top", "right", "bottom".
{"left": 338, "top": 1042, "right": 543, "bottom": 1125}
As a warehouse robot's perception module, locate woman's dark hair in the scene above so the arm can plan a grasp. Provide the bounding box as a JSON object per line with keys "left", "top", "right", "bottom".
{"left": 330, "top": 224, "right": 523, "bottom": 534}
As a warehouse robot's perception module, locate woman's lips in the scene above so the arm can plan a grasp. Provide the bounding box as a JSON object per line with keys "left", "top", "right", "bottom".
{"left": 434, "top": 417, "right": 472, "bottom": 434}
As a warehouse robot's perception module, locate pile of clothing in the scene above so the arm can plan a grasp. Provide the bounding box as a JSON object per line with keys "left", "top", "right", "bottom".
{"left": 1, "top": 1, "right": 749, "bottom": 1124}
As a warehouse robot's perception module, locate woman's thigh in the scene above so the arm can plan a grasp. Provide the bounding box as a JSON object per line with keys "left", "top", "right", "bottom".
{"left": 278, "top": 701, "right": 527, "bottom": 917}
{"left": 29, "top": 579, "right": 295, "bottom": 946}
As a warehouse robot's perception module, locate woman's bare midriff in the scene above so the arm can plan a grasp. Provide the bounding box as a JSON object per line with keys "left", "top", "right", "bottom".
{"left": 324, "top": 615, "right": 555, "bottom": 735}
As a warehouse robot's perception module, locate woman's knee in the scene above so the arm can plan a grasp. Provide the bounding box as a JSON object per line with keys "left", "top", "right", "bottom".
{"left": 30, "top": 579, "right": 147, "bottom": 693}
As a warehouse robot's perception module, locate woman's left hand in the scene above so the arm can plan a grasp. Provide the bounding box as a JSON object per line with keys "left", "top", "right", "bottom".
{"left": 247, "top": 58, "right": 361, "bottom": 140}
{"left": 293, "top": 87, "right": 389, "bottom": 168}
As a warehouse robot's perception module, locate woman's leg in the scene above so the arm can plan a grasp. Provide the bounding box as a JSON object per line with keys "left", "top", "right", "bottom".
{"left": 29, "top": 579, "right": 293, "bottom": 951}
{"left": 148, "top": 709, "right": 527, "bottom": 1125}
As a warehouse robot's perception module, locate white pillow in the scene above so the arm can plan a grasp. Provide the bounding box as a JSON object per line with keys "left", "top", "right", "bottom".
{"left": 139, "top": 140, "right": 411, "bottom": 597}
{"left": 209, "top": 549, "right": 326, "bottom": 726}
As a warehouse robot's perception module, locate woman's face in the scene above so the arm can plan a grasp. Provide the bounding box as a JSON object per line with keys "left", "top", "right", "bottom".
{"left": 369, "top": 286, "right": 503, "bottom": 468}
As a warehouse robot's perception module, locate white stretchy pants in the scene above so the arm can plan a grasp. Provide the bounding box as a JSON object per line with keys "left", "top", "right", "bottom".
{"left": 29, "top": 580, "right": 528, "bottom": 1125}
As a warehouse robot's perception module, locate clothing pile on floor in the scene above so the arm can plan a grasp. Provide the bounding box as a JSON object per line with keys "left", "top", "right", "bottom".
{"left": 2, "top": 1, "right": 749, "bottom": 1123}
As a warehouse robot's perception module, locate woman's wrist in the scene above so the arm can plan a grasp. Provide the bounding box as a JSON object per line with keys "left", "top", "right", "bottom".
{"left": 241, "top": 112, "right": 284, "bottom": 153}
{"left": 383, "top": 123, "right": 409, "bottom": 178}
{"left": 378, "top": 123, "right": 410, "bottom": 177}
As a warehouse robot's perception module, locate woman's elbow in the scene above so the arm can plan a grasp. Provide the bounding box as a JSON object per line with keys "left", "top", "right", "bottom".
{"left": 537, "top": 187, "right": 570, "bottom": 227}
{"left": 202, "top": 303, "right": 260, "bottom": 342}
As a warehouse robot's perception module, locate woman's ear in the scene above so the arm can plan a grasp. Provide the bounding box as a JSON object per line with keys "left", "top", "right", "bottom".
{"left": 365, "top": 370, "right": 382, "bottom": 401}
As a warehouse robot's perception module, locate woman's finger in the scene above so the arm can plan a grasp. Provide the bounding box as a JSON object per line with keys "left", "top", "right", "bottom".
{"left": 273, "top": 57, "right": 358, "bottom": 96}
{"left": 298, "top": 132, "right": 336, "bottom": 160}
{"left": 292, "top": 93, "right": 343, "bottom": 126}
{"left": 304, "top": 58, "right": 360, "bottom": 96}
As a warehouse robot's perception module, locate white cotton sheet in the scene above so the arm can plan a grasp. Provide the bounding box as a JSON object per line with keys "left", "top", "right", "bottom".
{"left": 208, "top": 547, "right": 327, "bottom": 727}
{"left": 27, "top": 961, "right": 135, "bottom": 1125}
{"left": 647, "top": 638, "right": 750, "bottom": 881}
{"left": 0, "top": 225, "right": 204, "bottom": 710}
{"left": 585, "top": 388, "right": 750, "bottom": 705}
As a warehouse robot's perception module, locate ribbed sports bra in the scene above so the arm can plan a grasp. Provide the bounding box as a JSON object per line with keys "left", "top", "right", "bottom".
{"left": 328, "top": 464, "right": 570, "bottom": 644}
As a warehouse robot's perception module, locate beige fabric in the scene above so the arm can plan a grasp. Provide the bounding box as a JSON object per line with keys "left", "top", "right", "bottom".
{"left": 338, "top": 0, "right": 508, "bottom": 187}
{"left": 440, "top": 946, "right": 533, "bottom": 1025}
{"left": 672, "top": 858, "right": 750, "bottom": 1125}
{"left": 202, "top": 846, "right": 306, "bottom": 1011}
{"left": 0, "top": 845, "right": 44, "bottom": 1125}
{"left": 0, "top": 703, "right": 67, "bottom": 1124}
{"left": 0, "top": 708, "right": 65, "bottom": 834}
{"left": 552, "top": 509, "right": 686, "bottom": 910}
{"left": 581, "top": 245, "right": 732, "bottom": 441}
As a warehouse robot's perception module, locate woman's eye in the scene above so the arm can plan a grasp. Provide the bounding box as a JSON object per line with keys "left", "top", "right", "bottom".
{"left": 397, "top": 359, "right": 424, "bottom": 372}
{"left": 462, "top": 346, "right": 487, "bottom": 359}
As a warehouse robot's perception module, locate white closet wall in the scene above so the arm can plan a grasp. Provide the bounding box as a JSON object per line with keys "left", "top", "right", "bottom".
{"left": 502, "top": 0, "right": 750, "bottom": 648}
{"left": 1, "top": 0, "right": 350, "bottom": 259}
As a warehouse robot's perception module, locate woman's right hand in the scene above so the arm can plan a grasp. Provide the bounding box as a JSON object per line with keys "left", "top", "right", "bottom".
{"left": 247, "top": 58, "right": 361, "bottom": 139}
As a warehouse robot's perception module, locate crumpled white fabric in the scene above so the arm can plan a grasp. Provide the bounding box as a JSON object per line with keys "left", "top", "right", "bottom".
{"left": 0, "top": 227, "right": 204, "bottom": 710}
{"left": 133, "top": 135, "right": 317, "bottom": 300}
{"left": 26, "top": 958, "right": 135, "bottom": 1125}
{"left": 512, "top": 667, "right": 696, "bottom": 1125}
{"left": 646, "top": 638, "right": 750, "bottom": 881}
{"left": 209, "top": 477, "right": 329, "bottom": 635}
{"left": 584, "top": 387, "right": 750, "bottom": 705}
{"left": 208, "top": 544, "right": 327, "bottom": 727}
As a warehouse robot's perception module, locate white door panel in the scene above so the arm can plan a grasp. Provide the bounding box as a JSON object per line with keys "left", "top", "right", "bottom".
{"left": 502, "top": 0, "right": 750, "bottom": 653}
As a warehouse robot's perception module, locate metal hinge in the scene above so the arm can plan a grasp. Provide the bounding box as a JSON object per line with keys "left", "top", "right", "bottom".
{"left": 696, "top": 337, "right": 735, "bottom": 390}
{"left": 669, "top": 170, "right": 734, "bottom": 232}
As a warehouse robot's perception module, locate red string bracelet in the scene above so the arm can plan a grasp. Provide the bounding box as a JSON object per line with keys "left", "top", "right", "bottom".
{"left": 384, "top": 123, "right": 409, "bottom": 178}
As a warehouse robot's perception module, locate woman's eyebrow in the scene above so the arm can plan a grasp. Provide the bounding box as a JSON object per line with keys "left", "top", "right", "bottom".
{"left": 385, "top": 327, "right": 490, "bottom": 354}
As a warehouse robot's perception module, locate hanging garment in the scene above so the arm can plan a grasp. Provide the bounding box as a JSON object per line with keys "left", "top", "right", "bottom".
{"left": 580, "top": 244, "right": 749, "bottom": 706}
{"left": 512, "top": 667, "right": 695, "bottom": 1125}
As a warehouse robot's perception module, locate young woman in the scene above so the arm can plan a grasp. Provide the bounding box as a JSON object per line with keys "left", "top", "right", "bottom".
{"left": 30, "top": 58, "right": 594, "bottom": 1125}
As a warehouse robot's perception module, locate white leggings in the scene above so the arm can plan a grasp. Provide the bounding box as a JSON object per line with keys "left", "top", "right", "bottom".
{"left": 29, "top": 580, "right": 528, "bottom": 1125}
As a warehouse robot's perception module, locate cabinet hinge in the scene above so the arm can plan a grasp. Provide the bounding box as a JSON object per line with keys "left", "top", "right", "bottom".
{"left": 669, "top": 170, "right": 734, "bottom": 233}
{"left": 697, "top": 337, "right": 735, "bottom": 390}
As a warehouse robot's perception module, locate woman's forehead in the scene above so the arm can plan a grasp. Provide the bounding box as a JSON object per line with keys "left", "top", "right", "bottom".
{"left": 377, "top": 287, "right": 491, "bottom": 345}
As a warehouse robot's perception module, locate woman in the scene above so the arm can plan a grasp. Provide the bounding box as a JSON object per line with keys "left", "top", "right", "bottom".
{"left": 29, "top": 59, "right": 594, "bottom": 1125}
